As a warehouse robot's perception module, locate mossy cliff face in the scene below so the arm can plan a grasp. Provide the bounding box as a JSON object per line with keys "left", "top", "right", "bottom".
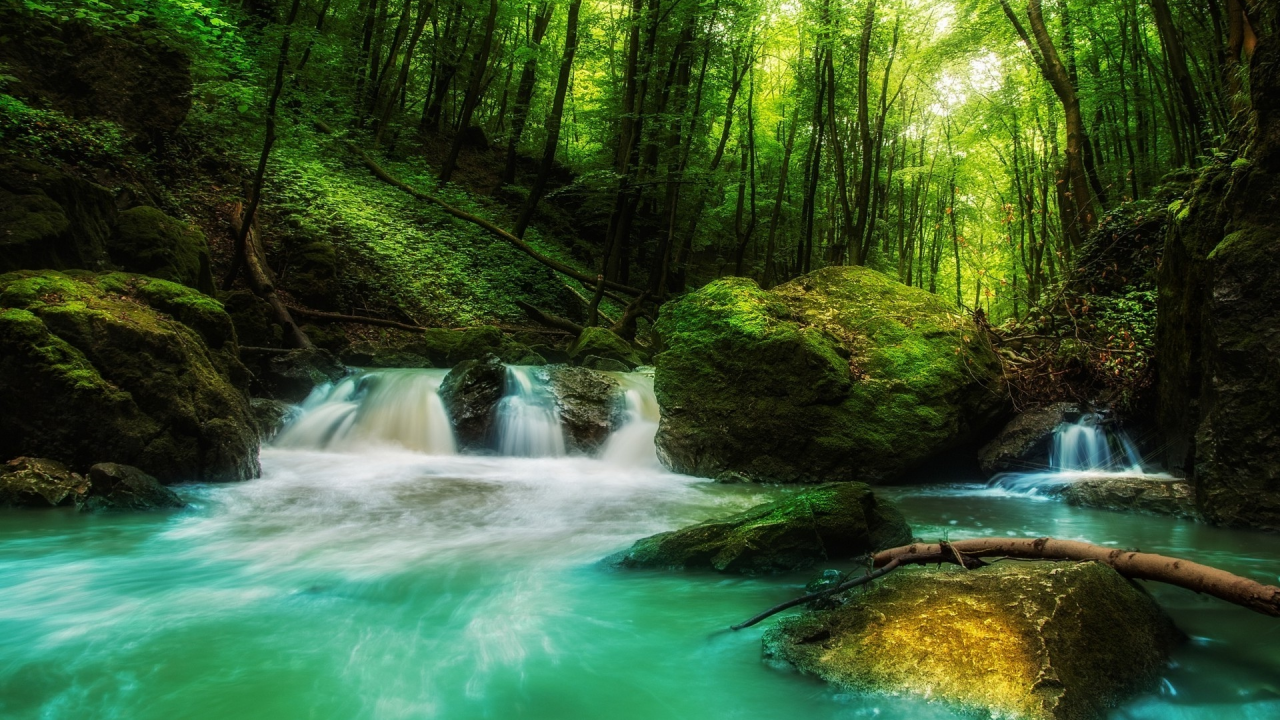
{"left": 653, "top": 266, "right": 1005, "bottom": 483}
{"left": 614, "top": 483, "right": 912, "bottom": 574}
{"left": 0, "top": 270, "right": 259, "bottom": 482}
{"left": 764, "top": 562, "right": 1180, "bottom": 720}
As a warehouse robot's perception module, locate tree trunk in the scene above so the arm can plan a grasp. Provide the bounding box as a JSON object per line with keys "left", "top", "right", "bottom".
{"left": 439, "top": 0, "right": 499, "bottom": 182}
{"left": 501, "top": 2, "right": 554, "bottom": 185}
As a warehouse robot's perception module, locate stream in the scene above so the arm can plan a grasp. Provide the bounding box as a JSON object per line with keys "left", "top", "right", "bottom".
{"left": 1, "top": 370, "right": 1277, "bottom": 719}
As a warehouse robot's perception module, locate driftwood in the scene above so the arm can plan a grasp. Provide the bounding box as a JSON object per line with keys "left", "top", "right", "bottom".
{"left": 515, "top": 300, "right": 584, "bottom": 335}
{"left": 313, "top": 120, "right": 643, "bottom": 297}
{"left": 732, "top": 537, "right": 1280, "bottom": 630}
{"left": 229, "top": 207, "right": 313, "bottom": 349}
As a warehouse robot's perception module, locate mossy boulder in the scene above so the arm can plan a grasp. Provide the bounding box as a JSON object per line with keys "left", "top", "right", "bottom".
{"left": 0, "top": 156, "right": 116, "bottom": 273}
{"left": 0, "top": 457, "right": 90, "bottom": 507}
{"left": 614, "top": 483, "right": 912, "bottom": 574}
{"left": 569, "top": 326, "right": 643, "bottom": 369}
{"left": 257, "top": 347, "right": 346, "bottom": 403}
{"left": 250, "top": 398, "right": 294, "bottom": 444}
{"left": 440, "top": 355, "right": 507, "bottom": 451}
{"left": 0, "top": 270, "right": 259, "bottom": 482}
{"left": 764, "top": 562, "right": 1180, "bottom": 720}
{"left": 79, "top": 463, "right": 185, "bottom": 511}
{"left": 221, "top": 289, "right": 282, "bottom": 347}
{"left": 281, "top": 238, "right": 339, "bottom": 310}
{"left": 343, "top": 326, "right": 536, "bottom": 368}
{"left": 654, "top": 267, "right": 1005, "bottom": 483}
{"left": 109, "top": 206, "right": 215, "bottom": 293}
{"left": 978, "top": 403, "right": 1079, "bottom": 475}
{"left": 546, "top": 365, "right": 624, "bottom": 454}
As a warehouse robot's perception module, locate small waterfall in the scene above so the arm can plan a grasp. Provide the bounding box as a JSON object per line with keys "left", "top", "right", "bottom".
{"left": 992, "top": 413, "right": 1155, "bottom": 493}
{"left": 494, "top": 366, "right": 566, "bottom": 458}
{"left": 275, "top": 369, "right": 457, "bottom": 454}
{"left": 601, "top": 369, "right": 661, "bottom": 467}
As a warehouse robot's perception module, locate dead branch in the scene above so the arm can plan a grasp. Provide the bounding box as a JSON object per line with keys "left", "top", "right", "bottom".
{"left": 515, "top": 300, "right": 584, "bottom": 335}
{"left": 314, "top": 120, "right": 643, "bottom": 297}
{"left": 731, "top": 558, "right": 902, "bottom": 630}
{"left": 229, "top": 206, "right": 313, "bottom": 349}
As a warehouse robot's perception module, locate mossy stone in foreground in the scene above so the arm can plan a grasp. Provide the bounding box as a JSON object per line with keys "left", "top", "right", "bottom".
{"left": 764, "top": 562, "right": 1180, "bottom": 720}
{"left": 0, "top": 270, "right": 259, "bottom": 483}
{"left": 615, "top": 483, "right": 912, "bottom": 574}
{"left": 654, "top": 266, "right": 1005, "bottom": 483}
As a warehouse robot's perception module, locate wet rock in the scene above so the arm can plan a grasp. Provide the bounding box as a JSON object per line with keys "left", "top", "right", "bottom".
{"left": 580, "top": 355, "right": 629, "bottom": 372}
{"left": 546, "top": 365, "right": 623, "bottom": 454}
{"left": 260, "top": 348, "right": 346, "bottom": 403}
{"left": 0, "top": 457, "right": 89, "bottom": 507}
{"left": 0, "top": 157, "right": 116, "bottom": 273}
{"left": 440, "top": 356, "right": 507, "bottom": 451}
{"left": 250, "top": 398, "right": 294, "bottom": 444}
{"left": 978, "top": 403, "right": 1079, "bottom": 474}
{"left": 569, "top": 326, "right": 643, "bottom": 369}
{"left": 654, "top": 267, "right": 1006, "bottom": 483}
{"left": 1045, "top": 476, "right": 1198, "bottom": 519}
{"left": 0, "top": 271, "right": 258, "bottom": 482}
{"left": 79, "top": 463, "right": 185, "bottom": 511}
{"left": 109, "top": 206, "right": 214, "bottom": 293}
{"left": 764, "top": 562, "right": 1181, "bottom": 720}
{"left": 614, "top": 483, "right": 912, "bottom": 575}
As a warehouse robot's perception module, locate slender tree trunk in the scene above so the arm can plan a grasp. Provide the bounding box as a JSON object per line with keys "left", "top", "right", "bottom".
{"left": 849, "top": 0, "right": 877, "bottom": 264}
{"left": 502, "top": 2, "right": 554, "bottom": 184}
{"left": 439, "top": 0, "right": 499, "bottom": 182}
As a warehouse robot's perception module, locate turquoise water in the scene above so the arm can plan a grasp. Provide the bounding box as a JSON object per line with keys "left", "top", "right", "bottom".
{"left": 1, "top": 450, "right": 1278, "bottom": 719}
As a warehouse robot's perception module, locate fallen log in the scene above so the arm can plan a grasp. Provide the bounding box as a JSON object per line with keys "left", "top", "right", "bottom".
{"left": 732, "top": 537, "right": 1280, "bottom": 630}
{"left": 515, "top": 300, "right": 584, "bottom": 335}
{"left": 314, "top": 120, "right": 643, "bottom": 297}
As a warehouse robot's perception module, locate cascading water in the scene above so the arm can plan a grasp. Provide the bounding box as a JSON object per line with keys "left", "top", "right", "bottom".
{"left": 601, "top": 368, "right": 661, "bottom": 467}
{"left": 993, "top": 413, "right": 1161, "bottom": 493}
{"left": 494, "top": 366, "right": 567, "bottom": 458}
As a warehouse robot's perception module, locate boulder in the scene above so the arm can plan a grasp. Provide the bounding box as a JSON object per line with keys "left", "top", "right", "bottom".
{"left": 440, "top": 356, "right": 507, "bottom": 450}
{"left": 79, "top": 463, "right": 185, "bottom": 511}
{"left": 978, "top": 403, "right": 1078, "bottom": 474}
{"left": 221, "top": 289, "right": 281, "bottom": 347}
{"left": 109, "top": 206, "right": 214, "bottom": 293}
{"left": 614, "top": 483, "right": 912, "bottom": 575}
{"left": 280, "top": 237, "right": 339, "bottom": 310}
{"left": 342, "top": 326, "right": 536, "bottom": 368}
{"left": 0, "top": 156, "right": 116, "bottom": 273}
{"left": 546, "top": 365, "right": 623, "bottom": 454}
{"left": 258, "top": 347, "right": 346, "bottom": 403}
{"left": 569, "top": 326, "right": 643, "bottom": 369}
{"left": 0, "top": 271, "right": 259, "bottom": 482}
{"left": 0, "top": 457, "right": 89, "bottom": 507}
{"left": 654, "top": 267, "right": 1005, "bottom": 483}
{"left": 250, "top": 398, "right": 294, "bottom": 443}
{"left": 764, "top": 562, "right": 1181, "bottom": 720}
{"left": 1046, "top": 476, "right": 1198, "bottom": 519}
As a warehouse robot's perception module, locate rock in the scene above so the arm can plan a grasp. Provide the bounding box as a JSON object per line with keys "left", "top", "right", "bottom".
{"left": 614, "top": 483, "right": 913, "bottom": 574}
{"left": 109, "top": 206, "right": 215, "bottom": 293}
{"left": 545, "top": 365, "right": 623, "bottom": 454}
{"left": 978, "top": 403, "right": 1079, "bottom": 474}
{"left": 281, "top": 237, "right": 339, "bottom": 310}
{"left": 530, "top": 343, "right": 571, "bottom": 364}
{"left": 569, "top": 326, "right": 643, "bottom": 369}
{"left": 300, "top": 323, "right": 349, "bottom": 352}
{"left": 79, "top": 463, "right": 185, "bottom": 511}
{"left": 440, "top": 356, "right": 507, "bottom": 451}
{"left": 580, "top": 355, "right": 629, "bottom": 372}
{"left": 0, "top": 271, "right": 259, "bottom": 482}
{"left": 344, "top": 326, "right": 535, "bottom": 368}
{"left": 1045, "top": 476, "right": 1198, "bottom": 519}
{"left": 221, "top": 290, "right": 281, "bottom": 347}
{"left": 250, "top": 398, "right": 294, "bottom": 443}
{"left": 0, "top": 156, "right": 116, "bottom": 273}
{"left": 259, "top": 347, "right": 347, "bottom": 403}
{"left": 764, "top": 562, "right": 1181, "bottom": 720}
{"left": 654, "top": 267, "right": 1006, "bottom": 483}
{"left": 0, "top": 457, "right": 89, "bottom": 507}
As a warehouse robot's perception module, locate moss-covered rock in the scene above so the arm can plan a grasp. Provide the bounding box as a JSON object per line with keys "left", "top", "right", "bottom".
{"left": 546, "top": 365, "right": 624, "bottom": 454}
{"left": 250, "top": 398, "right": 294, "bottom": 444}
{"left": 569, "top": 326, "right": 643, "bottom": 369}
{"left": 440, "top": 356, "right": 507, "bottom": 451}
{"left": 0, "top": 156, "right": 116, "bottom": 273}
{"left": 79, "top": 463, "right": 185, "bottom": 511}
{"left": 258, "top": 347, "right": 346, "bottom": 403}
{"left": 0, "top": 457, "right": 89, "bottom": 507}
{"left": 221, "top": 289, "right": 282, "bottom": 348}
{"left": 109, "top": 206, "right": 214, "bottom": 293}
{"left": 343, "top": 326, "right": 537, "bottom": 369}
{"left": 764, "top": 562, "right": 1180, "bottom": 720}
{"left": 654, "top": 267, "right": 1005, "bottom": 483}
{"left": 282, "top": 238, "right": 339, "bottom": 310}
{"left": 0, "top": 270, "right": 259, "bottom": 482}
{"left": 614, "top": 483, "right": 912, "bottom": 574}
{"left": 978, "top": 403, "right": 1079, "bottom": 475}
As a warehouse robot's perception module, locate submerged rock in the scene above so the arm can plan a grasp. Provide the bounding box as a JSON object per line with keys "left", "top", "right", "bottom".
{"left": 545, "top": 365, "right": 624, "bottom": 454}
{"left": 654, "top": 267, "right": 1005, "bottom": 483}
{"left": 614, "top": 483, "right": 912, "bottom": 574}
{"left": 0, "top": 457, "right": 89, "bottom": 507}
{"left": 978, "top": 402, "right": 1079, "bottom": 474}
{"left": 1046, "top": 476, "right": 1197, "bottom": 519}
{"left": 79, "top": 463, "right": 185, "bottom": 511}
{"left": 0, "top": 271, "right": 259, "bottom": 482}
{"left": 440, "top": 356, "right": 507, "bottom": 451}
{"left": 764, "top": 562, "right": 1181, "bottom": 720}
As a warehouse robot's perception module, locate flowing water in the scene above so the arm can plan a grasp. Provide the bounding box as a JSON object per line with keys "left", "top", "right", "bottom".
{"left": 991, "top": 412, "right": 1173, "bottom": 494}
{"left": 1, "top": 371, "right": 1278, "bottom": 719}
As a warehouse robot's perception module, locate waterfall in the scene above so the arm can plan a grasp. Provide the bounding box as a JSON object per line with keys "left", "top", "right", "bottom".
{"left": 275, "top": 369, "right": 457, "bottom": 454}
{"left": 494, "top": 366, "right": 567, "bottom": 458}
{"left": 601, "top": 369, "right": 661, "bottom": 467}
{"left": 992, "top": 413, "right": 1158, "bottom": 493}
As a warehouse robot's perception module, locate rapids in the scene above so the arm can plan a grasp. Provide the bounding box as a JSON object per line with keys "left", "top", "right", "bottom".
{"left": 1, "top": 370, "right": 1277, "bottom": 719}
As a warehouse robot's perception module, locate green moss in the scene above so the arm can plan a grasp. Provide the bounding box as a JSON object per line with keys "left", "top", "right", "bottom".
{"left": 569, "top": 326, "right": 643, "bottom": 368}
{"left": 764, "top": 562, "right": 1181, "bottom": 720}
{"left": 109, "top": 206, "right": 214, "bottom": 292}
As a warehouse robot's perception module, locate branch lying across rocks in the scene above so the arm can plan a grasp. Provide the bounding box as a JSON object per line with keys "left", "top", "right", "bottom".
{"left": 313, "top": 120, "right": 643, "bottom": 297}
{"left": 515, "top": 300, "right": 584, "bottom": 335}
{"left": 732, "top": 537, "right": 1280, "bottom": 630}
